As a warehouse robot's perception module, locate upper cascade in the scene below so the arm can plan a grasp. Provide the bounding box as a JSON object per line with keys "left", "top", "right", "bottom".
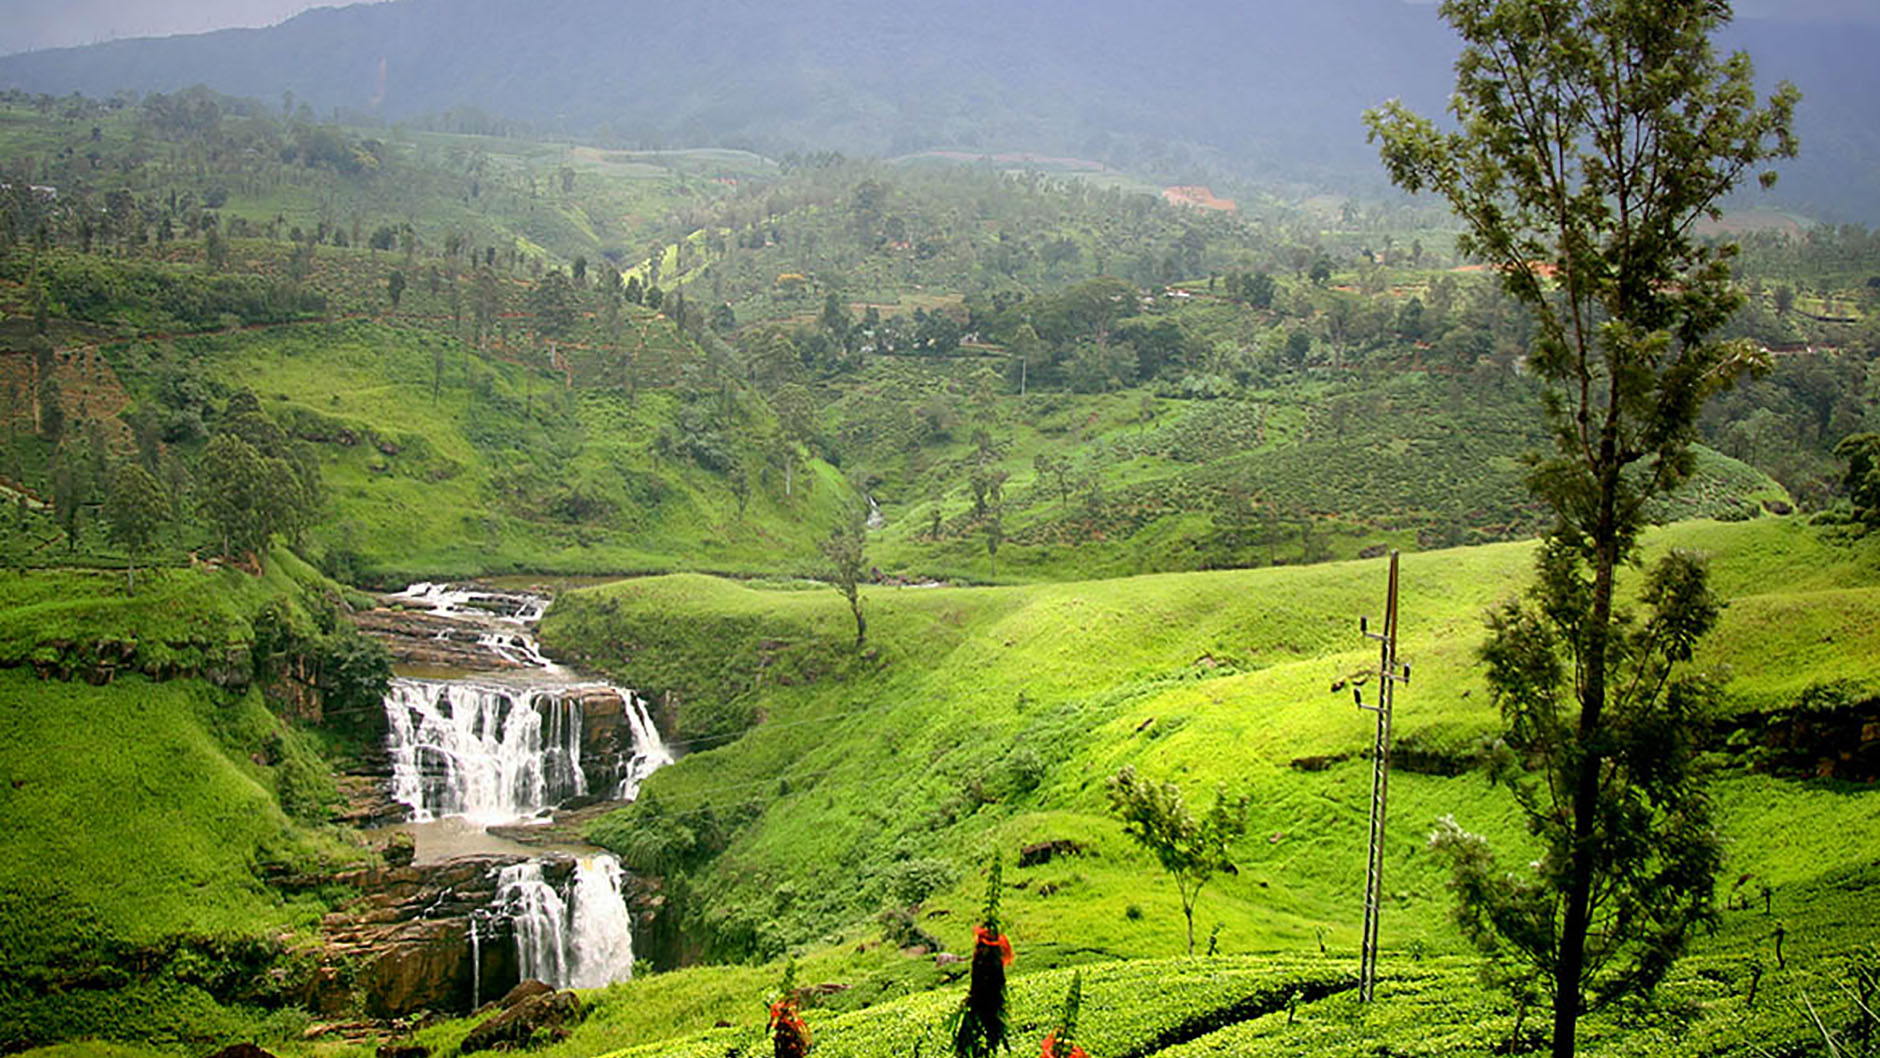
{"left": 384, "top": 680, "right": 588, "bottom": 826}
{"left": 378, "top": 584, "right": 672, "bottom": 826}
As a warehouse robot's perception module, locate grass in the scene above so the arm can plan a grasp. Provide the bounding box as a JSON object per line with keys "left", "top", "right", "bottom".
{"left": 89, "top": 320, "right": 851, "bottom": 581}
{"left": 0, "top": 667, "right": 362, "bottom": 1048}
{"left": 835, "top": 360, "right": 1789, "bottom": 584}
{"left": 0, "top": 673, "right": 347, "bottom": 949}
{"left": 511, "top": 515, "right": 1880, "bottom": 1056}
{"left": 0, "top": 548, "right": 372, "bottom": 1049}
{"left": 1, "top": 518, "right": 1874, "bottom": 1058}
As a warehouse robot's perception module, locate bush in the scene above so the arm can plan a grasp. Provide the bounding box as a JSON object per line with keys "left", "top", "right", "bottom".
{"left": 1004, "top": 746, "right": 1046, "bottom": 794}
{"left": 879, "top": 857, "right": 959, "bottom": 907}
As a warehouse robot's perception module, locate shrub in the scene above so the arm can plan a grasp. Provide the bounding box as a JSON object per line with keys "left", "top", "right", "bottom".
{"left": 881, "top": 857, "right": 959, "bottom": 907}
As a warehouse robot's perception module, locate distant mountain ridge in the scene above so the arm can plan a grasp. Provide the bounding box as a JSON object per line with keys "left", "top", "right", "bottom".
{"left": 2, "top": 0, "right": 1874, "bottom": 219}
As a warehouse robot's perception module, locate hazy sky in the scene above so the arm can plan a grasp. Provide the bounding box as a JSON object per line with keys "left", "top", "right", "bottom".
{"left": 3, "top": 0, "right": 1877, "bottom": 55}
{"left": 0, "top": 0, "right": 391, "bottom": 55}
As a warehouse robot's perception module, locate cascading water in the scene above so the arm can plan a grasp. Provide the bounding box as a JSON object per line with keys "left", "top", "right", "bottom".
{"left": 468, "top": 917, "right": 482, "bottom": 1010}
{"left": 385, "top": 680, "right": 588, "bottom": 825}
{"left": 616, "top": 693, "right": 674, "bottom": 801}
{"left": 380, "top": 584, "right": 671, "bottom": 825}
{"left": 497, "top": 860, "right": 572, "bottom": 986}
{"left": 566, "top": 855, "right": 635, "bottom": 987}
{"left": 373, "top": 583, "right": 665, "bottom": 995}
{"left": 493, "top": 855, "right": 635, "bottom": 989}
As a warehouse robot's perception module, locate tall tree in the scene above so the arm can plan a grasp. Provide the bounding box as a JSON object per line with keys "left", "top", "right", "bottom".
{"left": 1366, "top": 2, "right": 1796, "bottom": 1054}
{"left": 199, "top": 433, "right": 273, "bottom": 563}
{"left": 199, "top": 394, "right": 322, "bottom": 569}
{"left": 822, "top": 504, "right": 868, "bottom": 649}
{"left": 104, "top": 461, "right": 167, "bottom": 595}
{"left": 529, "top": 269, "right": 575, "bottom": 345}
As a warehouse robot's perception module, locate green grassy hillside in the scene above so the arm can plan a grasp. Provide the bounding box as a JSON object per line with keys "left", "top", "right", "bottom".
{"left": 835, "top": 360, "right": 1789, "bottom": 583}
{"left": 0, "top": 95, "right": 1828, "bottom": 587}
{"left": 90, "top": 319, "right": 851, "bottom": 580}
{"left": 526, "top": 515, "right": 1880, "bottom": 1056}
{"left": 0, "top": 552, "right": 381, "bottom": 1048}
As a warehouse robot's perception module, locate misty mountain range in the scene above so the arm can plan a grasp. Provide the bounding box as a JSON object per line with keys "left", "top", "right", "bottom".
{"left": 2, "top": 0, "right": 1875, "bottom": 220}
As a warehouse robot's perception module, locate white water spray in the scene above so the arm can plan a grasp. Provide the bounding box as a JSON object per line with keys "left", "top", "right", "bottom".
{"left": 468, "top": 916, "right": 482, "bottom": 1009}
{"left": 384, "top": 680, "right": 587, "bottom": 826}
{"left": 493, "top": 855, "right": 635, "bottom": 989}
{"left": 615, "top": 692, "right": 674, "bottom": 801}
{"left": 381, "top": 584, "right": 673, "bottom": 824}
{"left": 567, "top": 855, "right": 635, "bottom": 987}
{"left": 496, "top": 861, "right": 571, "bottom": 986}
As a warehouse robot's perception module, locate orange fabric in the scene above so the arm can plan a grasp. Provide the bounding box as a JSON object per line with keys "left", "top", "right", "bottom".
{"left": 974, "top": 925, "right": 1014, "bottom": 966}
{"left": 1041, "top": 1030, "right": 1088, "bottom": 1058}
{"left": 768, "top": 999, "right": 812, "bottom": 1047}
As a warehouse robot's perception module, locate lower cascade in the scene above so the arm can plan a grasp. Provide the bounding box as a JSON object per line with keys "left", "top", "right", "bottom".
{"left": 492, "top": 855, "right": 635, "bottom": 989}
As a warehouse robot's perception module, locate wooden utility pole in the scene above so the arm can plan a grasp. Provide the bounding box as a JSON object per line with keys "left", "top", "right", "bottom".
{"left": 1349, "top": 550, "right": 1408, "bottom": 1003}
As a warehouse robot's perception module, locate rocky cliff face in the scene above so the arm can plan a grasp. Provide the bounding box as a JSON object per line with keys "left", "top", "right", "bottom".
{"left": 1730, "top": 701, "right": 1880, "bottom": 782}
{"left": 301, "top": 852, "right": 659, "bottom": 1019}
{"left": 351, "top": 606, "right": 523, "bottom": 675}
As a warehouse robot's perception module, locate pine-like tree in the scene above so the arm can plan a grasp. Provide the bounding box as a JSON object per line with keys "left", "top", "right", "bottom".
{"left": 1366, "top": 3, "right": 1797, "bottom": 1053}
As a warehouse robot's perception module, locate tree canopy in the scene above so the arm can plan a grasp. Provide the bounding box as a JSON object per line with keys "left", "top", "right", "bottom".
{"left": 1366, "top": 3, "right": 1797, "bottom": 1054}
{"left": 1107, "top": 765, "right": 1248, "bottom": 957}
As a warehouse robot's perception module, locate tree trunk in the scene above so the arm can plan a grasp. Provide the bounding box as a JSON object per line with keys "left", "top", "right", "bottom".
{"left": 852, "top": 598, "right": 866, "bottom": 649}
{"left": 1552, "top": 434, "right": 1622, "bottom": 1058}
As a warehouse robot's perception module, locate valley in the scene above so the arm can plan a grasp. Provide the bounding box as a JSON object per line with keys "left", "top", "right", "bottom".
{"left": 2, "top": 9, "right": 1879, "bottom": 1055}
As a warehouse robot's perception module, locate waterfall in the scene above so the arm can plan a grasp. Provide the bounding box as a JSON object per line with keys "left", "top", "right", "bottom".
{"left": 380, "top": 583, "right": 671, "bottom": 825}
{"left": 496, "top": 861, "right": 571, "bottom": 986}
{"left": 493, "top": 855, "right": 635, "bottom": 990}
{"left": 469, "top": 916, "right": 482, "bottom": 1010}
{"left": 384, "top": 680, "right": 587, "bottom": 825}
{"left": 477, "top": 630, "right": 557, "bottom": 670}
{"left": 567, "top": 855, "right": 635, "bottom": 988}
{"left": 371, "top": 583, "right": 658, "bottom": 1005}
{"left": 615, "top": 693, "right": 675, "bottom": 800}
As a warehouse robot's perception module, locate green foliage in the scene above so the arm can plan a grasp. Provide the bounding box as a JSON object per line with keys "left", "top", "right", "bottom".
{"left": 0, "top": 252, "right": 325, "bottom": 332}
{"left": 1046, "top": 971, "right": 1083, "bottom": 1056}
{"left": 0, "top": 550, "right": 378, "bottom": 1046}
{"left": 881, "top": 858, "right": 960, "bottom": 908}
{"left": 823, "top": 503, "right": 870, "bottom": 648}
{"left": 1438, "top": 576, "right": 1730, "bottom": 1004}
{"left": 1836, "top": 433, "right": 1880, "bottom": 526}
{"left": 102, "top": 461, "right": 166, "bottom": 594}
{"left": 588, "top": 791, "right": 744, "bottom": 876}
{"left": 0, "top": 672, "right": 352, "bottom": 1046}
{"left": 1368, "top": 4, "right": 1799, "bottom": 1052}
{"left": 1107, "top": 766, "right": 1250, "bottom": 957}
